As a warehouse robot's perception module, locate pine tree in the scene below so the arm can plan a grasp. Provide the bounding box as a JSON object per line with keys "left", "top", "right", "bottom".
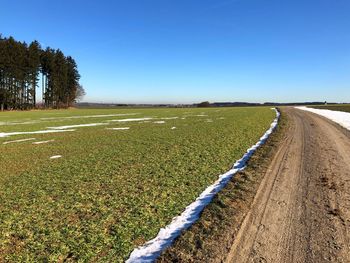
{"left": 0, "top": 34, "right": 83, "bottom": 110}
{"left": 66, "top": 56, "right": 80, "bottom": 106}
{"left": 28, "top": 40, "right": 41, "bottom": 107}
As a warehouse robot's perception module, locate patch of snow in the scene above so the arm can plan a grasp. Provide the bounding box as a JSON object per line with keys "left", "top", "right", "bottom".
{"left": 153, "top": 121, "right": 165, "bottom": 124}
{"left": 171, "top": 127, "right": 176, "bottom": 130}
{"left": 0, "top": 129, "right": 76, "bottom": 138}
{"left": 126, "top": 108, "right": 280, "bottom": 263}
{"left": 108, "top": 117, "right": 153, "bottom": 122}
{"left": 47, "top": 123, "right": 107, "bottom": 130}
{"left": 106, "top": 127, "right": 130, "bottom": 130}
{"left": 0, "top": 120, "right": 41, "bottom": 126}
{"left": 160, "top": 117, "right": 178, "bottom": 120}
{"left": 296, "top": 107, "right": 350, "bottom": 131}
{"left": 41, "top": 113, "right": 139, "bottom": 120}
{"left": 50, "top": 155, "right": 62, "bottom": 159}
{"left": 3, "top": 138, "right": 36, "bottom": 145}
{"left": 32, "top": 140, "right": 55, "bottom": 145}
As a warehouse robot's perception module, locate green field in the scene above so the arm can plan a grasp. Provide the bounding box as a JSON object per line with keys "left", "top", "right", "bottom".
{"left": 310, "top": 104, "right": 350, "bottom": 113}
{"left": 0, "top": 107, "right": 275, "bottom": 261}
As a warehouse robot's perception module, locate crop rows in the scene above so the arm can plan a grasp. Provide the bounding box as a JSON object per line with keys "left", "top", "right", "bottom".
{"left": 0, "top": 107, "right": 275, "bottom": 261}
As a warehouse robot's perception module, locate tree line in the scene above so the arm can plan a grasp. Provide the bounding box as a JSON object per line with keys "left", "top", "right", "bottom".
{"left": 0, "top": 34, "right": 85, "bottom": 110}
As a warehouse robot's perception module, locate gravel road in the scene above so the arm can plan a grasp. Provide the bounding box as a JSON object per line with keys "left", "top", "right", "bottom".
{"left": 226, "top": 108, "right": 350, "bottom": 263}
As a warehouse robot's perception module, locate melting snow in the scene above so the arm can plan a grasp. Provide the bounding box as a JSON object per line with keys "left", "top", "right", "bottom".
{"left": 171, "top": 127, "right": 176, "bottom": 130}
{"left": 0, "top": 120, "right": 41, "bottom": 126}
{"left": 108, "top": 117, "right": 153, "bottom": 122}
{"left": 47, "top": 123, "right": 107, "bottom": 130}
{"left": 0, "top": 129, "right": 76, "bottom": 138}
{"left": 50, "top": 155, "right": 62, "bottom": 159}
{"left": 40, "top": 113, "right": 139, "bottom": 120}
{"left": 32, "top": 140, "right": 55, "bottom": 145}
{"left": 3, "top": 138, "right": 36, "bottom": 145}
{"left": 153, "top": 121, "right": 165, "bottom": 124}
{"left": 106, "top": 127, "right": 130, "bottom": 130}
{"left": 126, "top": 108, "right": 280, "bottom": 263}
{"left": 296, "top": 106, "right": 350, "bottom": 131}
{"left": 160, "top": 117, "right": 178, "bottom": 120}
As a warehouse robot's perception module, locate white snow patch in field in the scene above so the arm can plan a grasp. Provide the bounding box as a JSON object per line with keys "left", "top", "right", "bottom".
{"left": 0, "top": 129, "right": 76, "bottom": 138}
{"left": 194, "top": 114, "right": 208, "bottom": 117}
{"left": 47, "top": 123, "right": 107, "bottom": 130}
{"left": 106, "top": 127, "right": 130, "bottom": 130}
{"left": 160, "top": 117, "right": 178, "bottom": 120}
{"left": 126, "top": 108, "right": 280, "bottom": 263}
{"left": 3, "top": 138, "right": 36, "bottom": 145}
{"left": 153, "top": 121, "right": 165, "bottom": 124}
{"left": 32, "top": 140, "right": 55, "bottom": 145}
{"left": 50, "top": 155, "right": 62, "bottom": 159}
{"left": 0, "top": 120, "right": 41, "bottom": 126}
{"left": 171, "top": 127, "right": 176, "bottom": 130}
{"left": 296, "top": 106, "right": 350, "bottom": 131}
{"left": 108, "top": 117, "right": 153, "bottom": 122}
{"left": 40, "top": 113, "right": 139, "bottom": 120}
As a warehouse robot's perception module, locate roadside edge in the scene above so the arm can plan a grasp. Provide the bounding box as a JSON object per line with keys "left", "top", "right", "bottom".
{"left": 157, "top": 108, "right": 288, "bottom": 262}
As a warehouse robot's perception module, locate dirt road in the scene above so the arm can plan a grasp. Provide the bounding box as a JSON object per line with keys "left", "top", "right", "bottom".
{"left": 226, "top": 108, "right": 350, "bottom": 263}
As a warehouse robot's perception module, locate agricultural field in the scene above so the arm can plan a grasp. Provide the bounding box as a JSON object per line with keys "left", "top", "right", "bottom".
{"left": 310, "top": 104, "right": 350, "bottom": 113}
{"left": 0, "top": 107, "right": 276, "bottom": 261}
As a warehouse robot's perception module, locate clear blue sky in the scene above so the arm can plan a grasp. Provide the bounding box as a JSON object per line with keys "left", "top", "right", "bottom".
{"left": 1, "top": 0, "right": 349, "bottom": 103}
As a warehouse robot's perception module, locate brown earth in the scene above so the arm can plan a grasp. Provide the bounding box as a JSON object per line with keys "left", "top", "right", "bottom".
{"left": 226, "top": 108, "right": 350, "bottom": 263}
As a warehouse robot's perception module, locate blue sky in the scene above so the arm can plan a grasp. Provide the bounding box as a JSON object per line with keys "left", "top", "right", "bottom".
{"left": 1, "top": 0, "right": 349, "bottom": 103}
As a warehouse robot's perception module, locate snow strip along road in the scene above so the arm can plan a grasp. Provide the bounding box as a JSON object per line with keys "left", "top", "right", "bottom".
{"left": 126, "top": 109, "right": 280, "bottom": 263}
{"left": 296, "top": 106, "right": 350, "bottom": 131}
